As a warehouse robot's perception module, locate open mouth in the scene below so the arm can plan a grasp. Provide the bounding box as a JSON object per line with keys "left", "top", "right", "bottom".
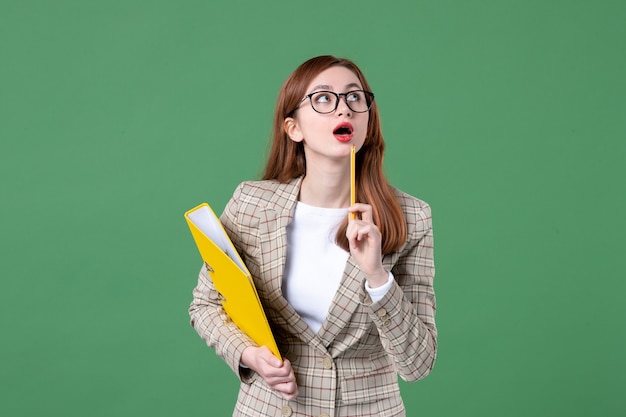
{"left": 334, "top": 126, "right": 353, "bottom": 135}
{"left": 333, "top": 123, "right": 354, "bottom": 141}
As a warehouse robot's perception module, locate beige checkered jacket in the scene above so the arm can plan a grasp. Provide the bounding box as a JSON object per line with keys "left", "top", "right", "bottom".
{"left": 189, "top": 177, "right": 437, "bottom": 417}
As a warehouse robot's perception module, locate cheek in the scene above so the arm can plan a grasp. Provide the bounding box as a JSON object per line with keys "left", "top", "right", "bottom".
{"left": 297, "top": 113, "right": 325, "bottom": 135}
{"left": 301, "top": 123, "right": 325, "bottom": 139}
{"left": 357, "top": 115, "right": 370, "bottom": 138}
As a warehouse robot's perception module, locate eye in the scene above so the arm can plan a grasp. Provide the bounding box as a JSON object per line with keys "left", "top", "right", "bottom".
{"left": 346, "top": 91, "right": 363, "bottom": 102}
{"left": 313, "top": 92, "right": 333, "bottom": 103}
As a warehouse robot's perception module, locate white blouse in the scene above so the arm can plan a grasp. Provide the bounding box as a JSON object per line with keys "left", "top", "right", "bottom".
{"left": 282, "top": 202, "right": 392, "bottom": 334}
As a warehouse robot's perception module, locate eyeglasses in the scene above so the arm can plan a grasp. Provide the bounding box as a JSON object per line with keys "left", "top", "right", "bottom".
{"left": 291, "top": 90, "right": 375, "bottom": 115}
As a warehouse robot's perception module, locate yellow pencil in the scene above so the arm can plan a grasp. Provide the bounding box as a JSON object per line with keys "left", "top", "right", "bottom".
{"left": 350, "top": 145, "right": 356, "bottom": 219}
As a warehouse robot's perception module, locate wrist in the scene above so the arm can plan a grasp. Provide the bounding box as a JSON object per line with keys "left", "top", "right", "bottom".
{"left": 365, "top": 269, "right": 389, "bottom": 288}
{"left": 241, "top": 346, "right": 256, "bottom": 369}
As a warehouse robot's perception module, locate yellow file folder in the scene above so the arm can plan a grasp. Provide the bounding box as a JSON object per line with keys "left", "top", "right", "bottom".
{"left": 185, "top": 203, "right": 281, "bottom": 359}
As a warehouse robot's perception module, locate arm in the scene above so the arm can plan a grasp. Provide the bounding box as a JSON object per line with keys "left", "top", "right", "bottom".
{"left": 349, "top": 199, "right": 437, "bottom": 381}
{"left": 188, "top": 186, "right": 257, "bottom": 381}
{"left": 372, "top": 204, "right": 437, "bottom": 382}
{"left": 189, "top": 183, "right": 299, "bottom": 398}
{"left": 189, "top": 263, "right": 257, "bottom": 381}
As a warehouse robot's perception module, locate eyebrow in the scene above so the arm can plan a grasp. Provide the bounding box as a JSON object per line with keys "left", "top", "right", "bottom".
{"left": 310, "top": 82, "right": 362, "bottom": 92}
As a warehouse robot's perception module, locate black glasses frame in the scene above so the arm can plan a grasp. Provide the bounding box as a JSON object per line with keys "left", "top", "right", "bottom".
{"left": 289, "top": 90, "right": 375, "bottom": 116}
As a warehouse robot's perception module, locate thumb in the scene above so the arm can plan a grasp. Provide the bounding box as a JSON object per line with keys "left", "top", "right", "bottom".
{"left": 259, "top": 346, "right": 282, "bottom": 367}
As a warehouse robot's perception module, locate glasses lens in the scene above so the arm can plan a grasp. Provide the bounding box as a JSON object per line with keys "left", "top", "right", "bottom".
{"left": 310, "top": 92, "right": 338, "bottom": 114}
{"left": 345, "top": 91, "right": 371, "bottom": 112}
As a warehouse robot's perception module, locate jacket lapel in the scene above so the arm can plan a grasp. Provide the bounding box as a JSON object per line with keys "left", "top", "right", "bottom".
{"left": 317, "top": 251, "right": 399, "bottom": 351}
{"left": 317, "top": 256, "right": 362, "bottom": 348}
{"left": 255, "top": 177, "right": 324, "bottom": 350}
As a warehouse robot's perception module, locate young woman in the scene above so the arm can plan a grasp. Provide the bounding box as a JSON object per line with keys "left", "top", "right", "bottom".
{"left": 189, "top": 55, "right": 437, "bottom": 417}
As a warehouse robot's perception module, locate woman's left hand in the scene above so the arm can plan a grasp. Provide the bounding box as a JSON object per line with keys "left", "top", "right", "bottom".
{"left": 347, "top": 203, "right": 389, "bottom": 288}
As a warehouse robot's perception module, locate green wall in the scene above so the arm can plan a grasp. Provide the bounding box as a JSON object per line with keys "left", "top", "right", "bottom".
{"left": 1, "top": 1, "right": 624, "bottom": 416}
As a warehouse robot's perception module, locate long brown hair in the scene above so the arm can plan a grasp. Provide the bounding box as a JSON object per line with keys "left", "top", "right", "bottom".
{"left": 263, "top": 55, "right": 407, "bottom": 254}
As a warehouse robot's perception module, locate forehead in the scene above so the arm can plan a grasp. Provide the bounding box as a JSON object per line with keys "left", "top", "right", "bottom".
{"left": 306, "top": 65, "right": 362, "bottom": 92}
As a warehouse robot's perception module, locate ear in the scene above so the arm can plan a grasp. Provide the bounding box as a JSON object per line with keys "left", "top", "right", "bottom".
{"left": 284, "top": 117, "right": 304, "bottom": 142}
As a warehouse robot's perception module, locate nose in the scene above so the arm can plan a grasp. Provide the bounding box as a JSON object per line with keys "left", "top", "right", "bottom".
{"left": 336, "top": 95, "right": 352, "bottom": 117}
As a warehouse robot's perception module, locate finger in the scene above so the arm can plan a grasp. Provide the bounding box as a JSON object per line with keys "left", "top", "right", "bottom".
{"left": 358, "top": 206, "right": 374, "bottom": 223}
{"left": 347, "top": 223, "right": 375, "bottom": 250}
{"left": 263, "top": 358, "right": 295, "bottom": 380}
{"left": 278, "top": 383, "right": 299, "bottom": 400}
{"left": 350, "top": 224, "right": 374, "bottom": 243}
{"left": 257, "top": 346, "right": 282, "bottom": 368}
{"left": 346, "top": 226, "right": 361, "bottom": 250}
{"left": 349, "top": 203, "right": 374, "bottom": 222}
{"left": 276, "top": 379, "right": 298, "bottom": 394}
{"left": 268, "top": 374, "right": 298, "bottom": 394}
{"left": 262, "top": 364, "right": 294, "bottom": 380}
{"left": 265, "top": 374, "right": 295, "bottom": 387}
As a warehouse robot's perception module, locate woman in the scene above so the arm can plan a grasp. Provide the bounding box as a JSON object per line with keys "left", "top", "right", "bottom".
{"left": 189, "top": 55, "right": 437, "bottom": 417}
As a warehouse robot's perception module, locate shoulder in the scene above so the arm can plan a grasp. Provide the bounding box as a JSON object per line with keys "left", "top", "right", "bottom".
{"left": 391, "top": 187, "right": 433, "bottom": 237}
{"left": 231, "top": 178, "right": 300, "bottom": 206}
{"left": 224, "top": 177, "right": 302, "bottom": 222}
{"left": 392, "top": 187, "right": 432, "bottom": 218}
{"left": 221, "top": 180, "right": 292, "bottom": 238}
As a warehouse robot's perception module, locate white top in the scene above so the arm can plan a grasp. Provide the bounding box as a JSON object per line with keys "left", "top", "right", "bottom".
{"left": 282, "top": 202, "right": 393, "bottom": 334}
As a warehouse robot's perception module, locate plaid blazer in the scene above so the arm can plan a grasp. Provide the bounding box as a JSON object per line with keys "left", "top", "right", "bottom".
{"left": 189, "top": 177, "right": 437, "bottom": 417}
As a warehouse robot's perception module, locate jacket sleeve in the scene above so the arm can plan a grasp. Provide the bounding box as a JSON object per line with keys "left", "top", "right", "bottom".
{"left": 188, "top": 185, "right": 257, "bottom": 382}
{"left": 366, "top": 201, "right": 437, "bottom": 382}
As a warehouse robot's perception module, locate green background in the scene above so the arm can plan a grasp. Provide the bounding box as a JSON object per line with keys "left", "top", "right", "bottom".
{"left": 1, "top": 1, "right": 624, "bottom": 416}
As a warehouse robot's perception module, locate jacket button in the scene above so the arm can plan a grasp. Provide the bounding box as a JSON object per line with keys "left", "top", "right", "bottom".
{"left": 377, "top": 308, "right": 387, "bottom": 317}
{"left": 319, "top": 413, "right": 330, "bottom": 417}
{"left": 322, "top": 357, "right": 333, "bottom": 369}
{"left": 281, "top": 405, "right": 292, "bottom": 416}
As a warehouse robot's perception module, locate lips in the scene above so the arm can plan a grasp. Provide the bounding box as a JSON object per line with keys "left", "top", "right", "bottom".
{"left": 333, "top": 122, "right": 354, "bottom": 142}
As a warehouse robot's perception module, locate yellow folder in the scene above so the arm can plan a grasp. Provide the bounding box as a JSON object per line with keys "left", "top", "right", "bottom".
{"left": 185, "top": 203, "right": 281, "bottom": 359}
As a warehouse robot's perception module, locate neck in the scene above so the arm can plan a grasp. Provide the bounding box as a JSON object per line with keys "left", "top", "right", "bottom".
{"left": 299, "top": 159, "right": 351, "bottom": 208}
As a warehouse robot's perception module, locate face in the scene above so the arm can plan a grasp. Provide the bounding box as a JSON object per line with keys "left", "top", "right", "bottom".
{"left": 284, "top": 65, "right": 370, "bottom": 164}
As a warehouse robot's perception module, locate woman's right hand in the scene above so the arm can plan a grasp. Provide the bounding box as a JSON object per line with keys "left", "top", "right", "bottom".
{"left": 241, "top": 346, "right": 299, "bottom": 400}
